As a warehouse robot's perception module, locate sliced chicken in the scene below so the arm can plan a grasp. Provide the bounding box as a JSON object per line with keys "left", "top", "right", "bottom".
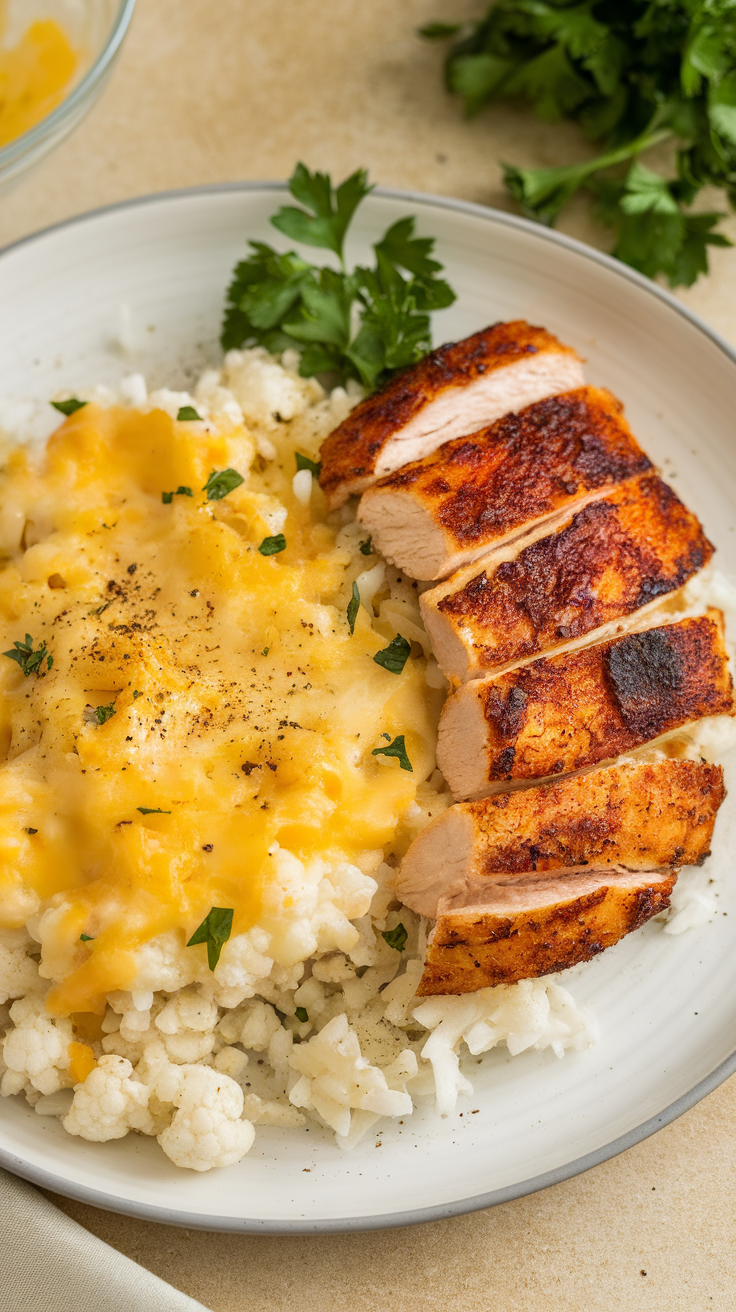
{"left": 416, "top": 868, "right": 677, "bottom": 995}
{"left": 437, "top": 610, "right": 733, "bottom": 799}
{"left": 319, "top": 321, "right": 584, "bottom": 507}
{"left": 357, "top": 387, "right": 651, "bottom": 580}
{"left": 395, "top": 759, "right": 724, "bottom": 918}
{"left": 420, "top": 472, "right": 714, "bottom": 683}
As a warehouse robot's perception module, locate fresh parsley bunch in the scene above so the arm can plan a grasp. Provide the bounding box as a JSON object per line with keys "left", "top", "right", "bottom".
{"left": 423, "top": 1, "right": 736, "bottom": 287}
{"left": 222, "top": 164, "right": 455, "bottom": 390}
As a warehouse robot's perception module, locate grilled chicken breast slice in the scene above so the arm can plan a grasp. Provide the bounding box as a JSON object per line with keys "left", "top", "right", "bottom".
{"left": 319, "top": 322, "right": 584, "bottom": 507}
{"left": 416, "top": 868, "right": 677, "bottom": 994}
{"left": 395, "top": 759, "right": 724, "bottom": 918}
{"left": 357, "top": 387, "right": 651, "bottom": 581}
{"left": 420, "top": 472, "right": 713, "bottom": 683}
{"left": 438, "top": 610, "right": 733, "bottom": 799}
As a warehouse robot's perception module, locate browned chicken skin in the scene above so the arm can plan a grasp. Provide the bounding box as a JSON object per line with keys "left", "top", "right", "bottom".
{"left": 395, "top": 759, "right": 724, "bottom": 919}
{"left": 357, "top": 387, "right": 652, "bottom": 581}
{"left": 416, "top": 868, "right": 677, "bottom": 995}
{"left": 318, "top": 322, "right": 584, "bottom": 507}
{"left": 437, "top": 611, "right": 734, "bottom": 798}
{"left": 421, "top": 472, "right": 714, "bottom": 683}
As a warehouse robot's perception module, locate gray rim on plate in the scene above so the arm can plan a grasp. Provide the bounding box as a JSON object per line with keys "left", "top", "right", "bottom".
{"left": 1, "top": 182, "right": 735, "bottom": 1233}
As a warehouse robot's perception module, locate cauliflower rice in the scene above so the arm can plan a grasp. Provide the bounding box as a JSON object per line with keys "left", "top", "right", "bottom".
{"left": 0, "top": 348, "right": 733, "bottom": 1171}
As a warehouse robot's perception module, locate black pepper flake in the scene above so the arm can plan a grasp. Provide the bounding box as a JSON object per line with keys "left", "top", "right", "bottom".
{"left": 202, "top": 844, "right": 214, "bottom": 853}
{"left": 127, "top": 563, "right": 137, "bottom": 575}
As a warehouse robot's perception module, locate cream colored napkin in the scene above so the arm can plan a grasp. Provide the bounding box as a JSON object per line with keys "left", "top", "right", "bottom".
{"left": 0, "top": 1168, "right": 211, "bottom": 1312}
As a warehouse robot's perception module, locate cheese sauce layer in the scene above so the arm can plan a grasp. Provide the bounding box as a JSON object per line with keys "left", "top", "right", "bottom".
{"left": 0, "top": 403, "right": 440, "bottom": 1013}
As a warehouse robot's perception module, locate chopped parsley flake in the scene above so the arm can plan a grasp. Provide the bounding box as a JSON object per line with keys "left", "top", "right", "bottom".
{"left": 162, "top": 485, "right": 193, "bottom": 504}
{"left": 137, "top": 806, "right": 172, "bottom": 815}
{"left": 80, "top": 933, "right": 95, "bottom": 942}
{"left": 382, "top": 923, "right": 408, "bottom": 952}
{"left": 187, "top": 906, "right": 234, "bottom": 971}
{"left": 347, "top": 581, "right": 360, "bottom": 634}
{"left": 372, "top": 734, "right": 412, "bottom": 772}
{"left": 202, "top": 468, "right": 244, "bottom": 500}
{"left": 295, "top": 452, "right": 321, "bottom": 477}
{"left": 262, "top": 646, "right": 269, "bottom": 656}
{"left": 24, "top": 827, "right": 37, "bottom": 835}
{"left": 373, "top": 634, "right": 411, "bottom": 674}
{"left": 176, "top": 405, "right": 202, "bottom": 422}
{"left": 3, "top": 635, "right": 52, "bottom": 678}
{"left": 359, "top": 537, "right": 373, "bottom": 555}
{"left": 295, "top": 1006, "right": 309, "bottom": 1022}
{"left": 133, "top": 690, "right": 142, "bottom": 699}
{"left": 51, "top": 398, "right": 87, "bottom": 416}
{"left": 258, "top": 534, "right": 287, "bottom": 556}
{"left": 94, "top": 702, "right": 116, "bottom": 726}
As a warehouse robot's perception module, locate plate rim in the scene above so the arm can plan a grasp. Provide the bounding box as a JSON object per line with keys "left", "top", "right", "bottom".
{"left": 1, "top": 180, "right": 736, "bottom": 1233}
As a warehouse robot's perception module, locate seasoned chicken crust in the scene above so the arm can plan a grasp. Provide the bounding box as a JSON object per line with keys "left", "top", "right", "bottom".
{"left": 438, "top": 610, "right": 734, "bottom": 797}
{"left": 319, "top": 321, "right": 584, "bottom": 506}
{"left": 416, "top": 869, "right": 677, "bottom": 994}
{"left": 396, "top": 759, "right": 724, "bottom": 918}
{"left": 358, "top": 387, "right": 652, "bottom": 580}
{"left": 421, "top": 472, "right": 714, "bottom": 682}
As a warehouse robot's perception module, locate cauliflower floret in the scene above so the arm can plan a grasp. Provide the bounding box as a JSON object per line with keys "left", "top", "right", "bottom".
{"left": 157, "top": 1064, "right": 255, "bottom": 1171}
{"left": 0, "top": 928, "right": 40, "bottom": 1004}
{"left": 288, "top": 1013, "right": 414, "bottom": 1140}
{"left": 1, "top": 994, "right": 72, "bottom": 1095}
{"left": 62, "top": 1055, "right": 156, "bottom": 1142}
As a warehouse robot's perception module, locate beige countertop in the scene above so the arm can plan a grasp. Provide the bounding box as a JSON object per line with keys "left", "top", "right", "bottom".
{"left": 3, "top": 2, "right": 736, "bottom": 1307}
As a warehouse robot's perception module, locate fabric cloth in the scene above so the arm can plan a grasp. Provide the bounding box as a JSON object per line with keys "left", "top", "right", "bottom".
{"left": 0, "top": 1167, "right": 211, "bottom": 1312}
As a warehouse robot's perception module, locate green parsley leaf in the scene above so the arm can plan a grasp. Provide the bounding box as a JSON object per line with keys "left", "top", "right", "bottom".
{"left": 162, "top": 485, "right": 193, "bottom": 504}
{"left": 186, "top": 906, "right": 234, "bottom": 971}
{"left": 51, "top": 398, "right": 87, "bottom": 416}
{"left": 262, "top": 646, "right": 269, "bottom": 656}
{"left": 80, "top": 933, "right": 94, "bottom": 942}
{"left": 295, "top": 1006, "right": 309, "bottom": 1022}
{"left": 295, "top": 452, "right": 322, "bottom": 476}
{"left": 202, "top": 468, "right": 244, "bottom": 500}
{"left": 94, "top": 702, "right": 116, "bottom": 726}
{"left": 3, "top": 635, "right": 51, "bottom": 679}
{"left": 372, "top": 734, "right": 413, "bottom": 771}
{"left": 133, "top": 690, "right": 142, "bottom": 698}
{"left": 137, "top": 806, "right": 172, "bottom": 815}
{"left": 221, "top": 165, "right": 456, "bottom": 388}
{"left": 258, "top": 534, "right": 287, "bottom": 556}
{"left": 359, "top": 537, "right": 373, "bottom": 555}
{"left": 347, "top": 581, "right": 360, "bottom": 634}
{"left": 176, "top": 405, "right": 202, "bottom": 422}
{"left": 373, "top": 634, "right": 412, "bottom": 674}
{"left": 382, "top": 923, "right": 408, "bottom": 952}
{"left": 24, "top": 827, "right": 37, "bottom": 835}
{"left": 271, "top": 163, "right": 373, "bottom": 264}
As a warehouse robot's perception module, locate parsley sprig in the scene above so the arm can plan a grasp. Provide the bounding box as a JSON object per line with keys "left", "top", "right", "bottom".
{"left": 424, "top": 1, "right": 736, "bottom": 287}
{"left": 3, "top": 635, "right": 53, "bottom": 678}
{"left": 222, "top": 163, "right": 456, "bottom": 390}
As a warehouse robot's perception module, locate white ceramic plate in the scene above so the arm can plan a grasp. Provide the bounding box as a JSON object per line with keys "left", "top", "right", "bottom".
{"left": 1, "top": 185, "right": 736, "bottom": 1233}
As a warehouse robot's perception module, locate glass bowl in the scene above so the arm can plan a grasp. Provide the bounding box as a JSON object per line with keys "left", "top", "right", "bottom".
{"left": 0, "top": 0, "right": 137, "bottom": 195}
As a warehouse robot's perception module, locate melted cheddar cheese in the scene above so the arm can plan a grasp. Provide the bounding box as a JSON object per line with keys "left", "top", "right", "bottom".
{"left": 0, "top": 11, "right": 77, "bottom": 149}
{"left": 0, "top": 401, "right": 442, "bottom": 1014}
